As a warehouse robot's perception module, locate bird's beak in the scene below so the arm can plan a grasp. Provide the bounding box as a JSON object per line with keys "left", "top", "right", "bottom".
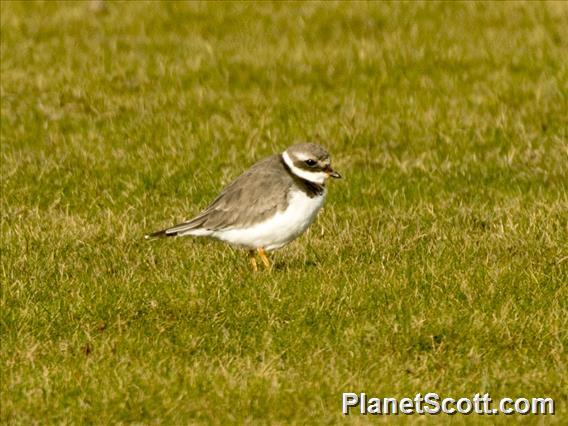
{"left": 324, "top": 166, "right": 342, "bottom": 179}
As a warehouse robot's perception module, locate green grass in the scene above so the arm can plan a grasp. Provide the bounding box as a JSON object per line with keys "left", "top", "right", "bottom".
{"left": 1, "top": 1, "right": 567, "bottom": 423}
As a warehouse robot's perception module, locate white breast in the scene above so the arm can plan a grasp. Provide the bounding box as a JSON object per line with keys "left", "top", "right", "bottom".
{"left": 213, "top": 189, "right": 326, "bottom": 251}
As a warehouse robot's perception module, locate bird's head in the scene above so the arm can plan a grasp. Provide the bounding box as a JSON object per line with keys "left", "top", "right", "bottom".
{"left": 282, "top": 143, "right": 341, "bottom": 184}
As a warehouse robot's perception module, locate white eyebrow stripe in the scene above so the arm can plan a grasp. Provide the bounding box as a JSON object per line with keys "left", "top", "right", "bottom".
{"left": 282, "top": 151, "right": 327, "bottom": 184}
{"left": 294, "top": 152, "right": 310, "bottom": 161}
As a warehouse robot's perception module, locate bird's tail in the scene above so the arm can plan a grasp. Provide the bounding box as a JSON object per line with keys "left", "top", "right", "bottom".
{"left": 145, "top": 215, "right": 211, "bottom": 240}
{"left": 144, "top": 228, "right": 172, "bottom": 240}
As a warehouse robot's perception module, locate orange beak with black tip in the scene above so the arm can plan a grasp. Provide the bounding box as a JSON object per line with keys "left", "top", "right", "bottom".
{"left": 324, "top": 165, "right": 342, "bottom": 179}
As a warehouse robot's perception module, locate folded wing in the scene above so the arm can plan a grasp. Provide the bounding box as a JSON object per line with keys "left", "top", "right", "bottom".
{"left": 145, "top": 155, "right": 292, "bottom": 239}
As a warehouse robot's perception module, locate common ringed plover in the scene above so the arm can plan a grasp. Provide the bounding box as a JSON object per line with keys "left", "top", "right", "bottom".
{"left": 146, "top": 143, "right": 341, "bottom": 270}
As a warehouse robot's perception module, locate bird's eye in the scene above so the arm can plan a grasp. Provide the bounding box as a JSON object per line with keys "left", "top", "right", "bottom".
{"left": 305, "top": 159, "right": 317, "bottom": 167}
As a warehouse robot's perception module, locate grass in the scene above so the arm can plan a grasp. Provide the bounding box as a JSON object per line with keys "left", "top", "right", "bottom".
{"left": 1, "top": 1, "right": 567, "bottom": 423}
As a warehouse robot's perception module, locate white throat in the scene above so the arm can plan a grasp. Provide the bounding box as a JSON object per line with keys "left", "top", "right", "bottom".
{"left": 282, "top": 151, "right": 327, "bottom": 184}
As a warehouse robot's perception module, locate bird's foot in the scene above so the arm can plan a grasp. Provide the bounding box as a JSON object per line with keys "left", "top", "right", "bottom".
{"left": 257, "top": 248, "right": 271, "bottom": 270}
{"left": 248, "top": 250, "right": 258, "bottom": 272}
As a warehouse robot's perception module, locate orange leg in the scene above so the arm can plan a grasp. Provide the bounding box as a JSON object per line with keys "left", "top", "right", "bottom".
{"left": 257, "top": 248, "right": 271, "bottom": 269}
{"left": 248, "top": 250, "right": 258, "bottom": 272}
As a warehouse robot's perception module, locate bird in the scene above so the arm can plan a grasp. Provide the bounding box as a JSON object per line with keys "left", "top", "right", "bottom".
{"left": 145, "top": 143, "right": 341, "bottom": 270}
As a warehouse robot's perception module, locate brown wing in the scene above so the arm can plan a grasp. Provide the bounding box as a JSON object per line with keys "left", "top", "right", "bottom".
{"left": 146, "top": 155, "right": 293, "bottom": 238}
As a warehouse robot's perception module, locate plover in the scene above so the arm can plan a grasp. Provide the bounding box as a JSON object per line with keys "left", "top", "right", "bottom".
{"left": 145, "top": 143, "right": 341, "bottom": 270}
